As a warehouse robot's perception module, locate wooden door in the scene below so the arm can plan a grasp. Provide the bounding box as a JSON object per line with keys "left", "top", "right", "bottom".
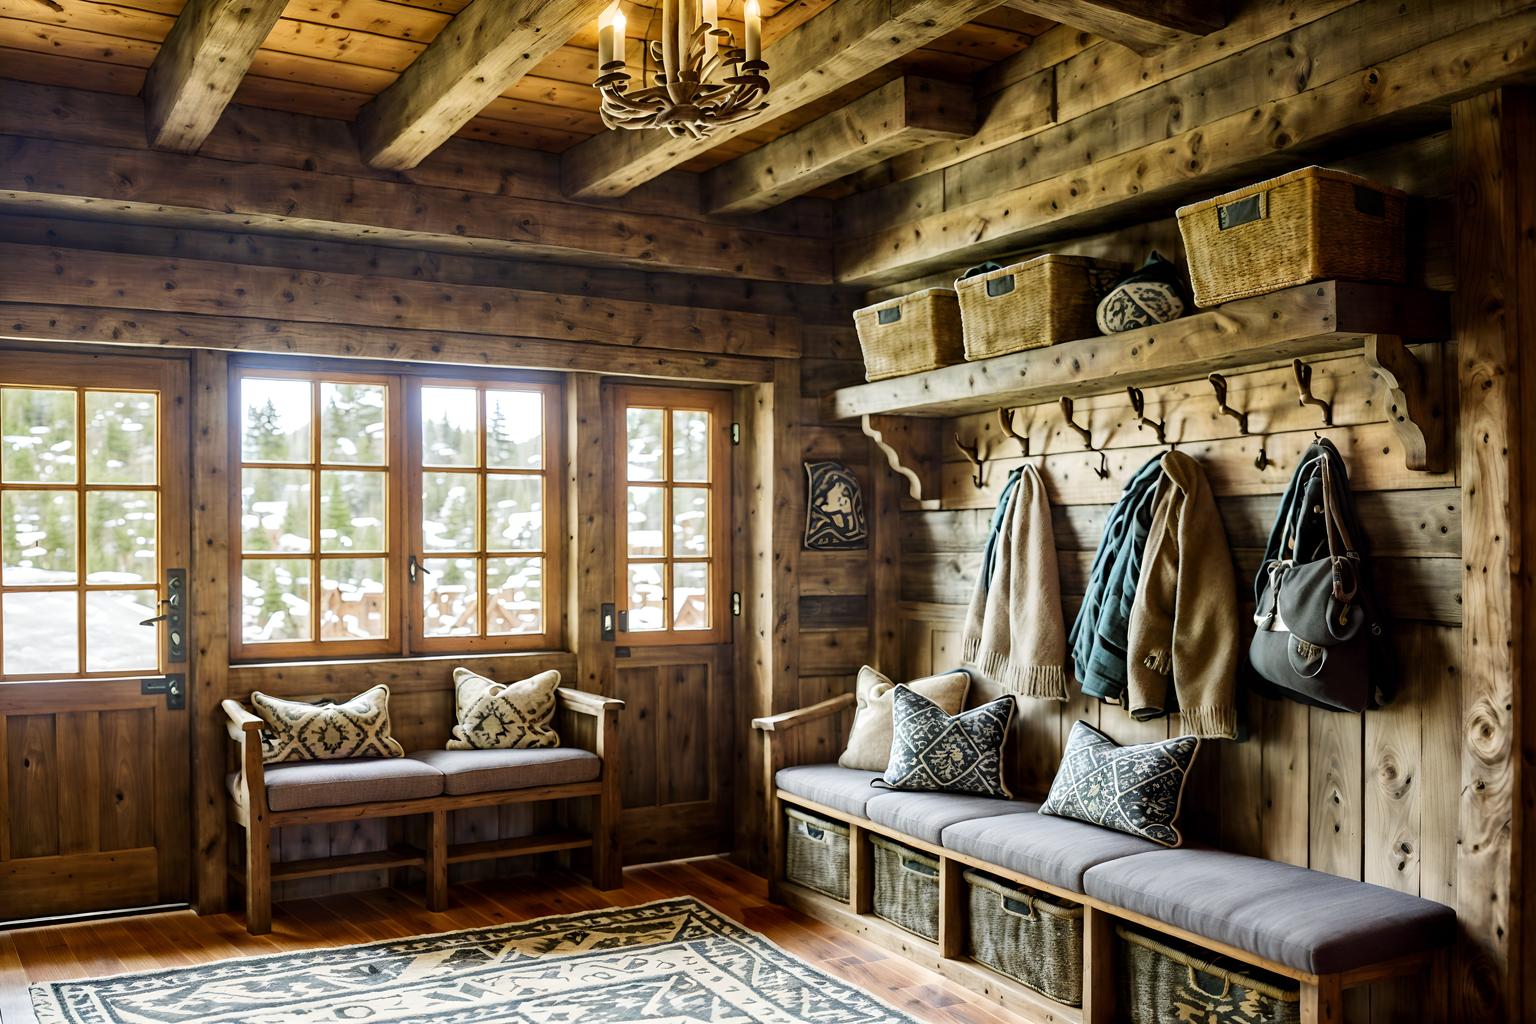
{"left": 607, "top": 384, "right": 735, "bottom": 861}
{"left": 0, "top": 350, "right": 191, "bottom": 922}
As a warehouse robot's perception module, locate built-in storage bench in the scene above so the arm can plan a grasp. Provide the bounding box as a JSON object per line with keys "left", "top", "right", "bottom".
{"left": 754, "top": 694, "right": 1455, "bottom": 1024}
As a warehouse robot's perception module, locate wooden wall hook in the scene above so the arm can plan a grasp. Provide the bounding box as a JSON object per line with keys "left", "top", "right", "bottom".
{"left": 997, "top": 407, "right": 1030, "bottom": 458}
{"left": 1059, "top": 397, "right": 1110, "bottom": 479}
{"left": 1292, "top": 358, "right": 1334, "bottom": 426}
{"left": 1126, "top": 386, "right": 1168, "bottom": 445}
{"left": 954, "top": 432, "right": 986, "bottom": 489}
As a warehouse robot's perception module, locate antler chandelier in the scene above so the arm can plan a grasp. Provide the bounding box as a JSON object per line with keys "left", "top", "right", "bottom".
{"left": 594, "top": 0, "right": 770, "bottom": 139}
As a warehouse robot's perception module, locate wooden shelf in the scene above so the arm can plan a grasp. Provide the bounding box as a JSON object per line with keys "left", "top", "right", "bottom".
{"left": 827, "top": 282, "right": 1450, "bottom": 502}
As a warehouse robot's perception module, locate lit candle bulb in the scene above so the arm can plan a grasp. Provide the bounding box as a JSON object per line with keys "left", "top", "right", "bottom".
{"left": 612, "top": 8, "right": 626, "bottom": 71}
{"left": 598, "top": 4, "right": 620, "bottom": 67}
{"left": 744, "top": 0, "right": 761, "bottom": 63}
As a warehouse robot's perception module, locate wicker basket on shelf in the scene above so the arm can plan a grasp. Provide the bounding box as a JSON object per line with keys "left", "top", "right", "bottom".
{"left": 1118, "top": 925, "right": 1301, "bottom": 1024}
{"left": 784, "top": 808, "right": 849, "bottom": 901}
{"left": 964, "top": 870, "right": 1085, "bottom": 1006}
{"left": 871, "top": 835, "right": 940, "bottom": 939}
{"left": 1176, "top": 166, "right": 1407, "bottom": 308}
{"left": 955, "top": 255, "right": 1123, "bottom": 360}
{"left": 853, "top": 288, "right": 964, "bottom": 381}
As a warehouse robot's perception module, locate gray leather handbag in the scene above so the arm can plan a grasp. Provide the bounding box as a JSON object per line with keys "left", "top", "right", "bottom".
{"left": 1249, "top": 440, "right": 1389, "bottom": 712}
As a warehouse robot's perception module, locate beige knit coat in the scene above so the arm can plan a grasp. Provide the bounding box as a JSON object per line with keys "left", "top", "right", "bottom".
{"left": 962, "top": 464, "right": 1069, "bottom": 699}
{"left": 1126, "top": 451, "right": 1239, "bottom": 739}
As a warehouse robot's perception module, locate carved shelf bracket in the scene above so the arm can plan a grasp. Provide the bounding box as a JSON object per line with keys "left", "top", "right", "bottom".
{"left": 1363, "top": 333, "right": 1445, "bottom": 473}
{"left": 861, "top": 414, "right": 942, "bottom": 510}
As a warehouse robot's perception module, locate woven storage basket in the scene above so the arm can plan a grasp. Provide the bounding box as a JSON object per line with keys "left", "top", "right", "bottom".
{"left": 1177, "top": 166, "right": 1406, "bottom": 307}
{"left": 853, "top": 288, "right": 964, "bottom": 381}
{"left": 956, "top": 255, "right": 1124, "bottom": 360}
{"left": 963, "top": 870, "right": 1084, "bottom": 1006}
{"left": 871, "top": 835, "right": 940, "bottom": 940}
{"left": 784, "top": 808, "right": 850, "bottom": 901}
{"left": 1118, "top": 925, "right": 1301, "bottom": 1024}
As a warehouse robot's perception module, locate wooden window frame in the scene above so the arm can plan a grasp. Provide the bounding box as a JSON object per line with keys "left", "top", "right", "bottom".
{"left": 406, "top": 376, "right": 567, "bottom": 655}
{"left": 230, "top": 367, "right": 405, "bottom": 662}
{"left": 229, "top": 362, "right": 565, "bottom": 663}
{"left": 0, "top": 351, "right": 188, "bottom": 682}
{"left": 611, "top": 383, "right": 733, "bottom": 648}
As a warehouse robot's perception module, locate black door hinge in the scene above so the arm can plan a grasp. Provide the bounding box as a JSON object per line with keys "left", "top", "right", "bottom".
{"left": 142, "top": 674, "right": 185, "bottom": 710}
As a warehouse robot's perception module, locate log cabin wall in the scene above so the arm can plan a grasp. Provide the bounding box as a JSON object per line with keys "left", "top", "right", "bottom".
{"left": 0, "top": 0, "right": 1532, "bottom": 1018}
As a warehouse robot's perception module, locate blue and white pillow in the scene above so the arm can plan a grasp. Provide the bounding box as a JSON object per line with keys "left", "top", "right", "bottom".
{"left": 881, "top": 685, "right": 1015, "bottom": 798}
{"left": 1039, "top": 721, "right": 1200, "bottom": 847}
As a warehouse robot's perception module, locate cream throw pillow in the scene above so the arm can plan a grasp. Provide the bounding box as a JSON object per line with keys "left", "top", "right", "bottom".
{"left": 251, "top": 685, "right": 404, "bottom": 764}
{"left": 837, "top": 666, "right": 970, "bottom": 771}
{"left": 448, "top": 667, "right": 561, "bottom": 750}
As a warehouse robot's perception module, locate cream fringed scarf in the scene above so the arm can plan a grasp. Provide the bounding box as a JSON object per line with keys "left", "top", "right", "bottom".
{"left": 962, "top": 464, "right": 1069, "bottom": 699}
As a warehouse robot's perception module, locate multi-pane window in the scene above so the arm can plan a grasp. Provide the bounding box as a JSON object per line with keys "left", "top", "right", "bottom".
{"left": 412, "top": 381, "right": 560, "bottom": 652}
{"left": 236, "top": 373, "right": 397, "bottom": 658}
{"left": 232, "top": 366, "right": 560, "bottom": 660}
{"left": 1, "top": 385, "right": 161, "bottom": 677}
{"left": 613, "top": 385, "right": 731, "bottom": 645}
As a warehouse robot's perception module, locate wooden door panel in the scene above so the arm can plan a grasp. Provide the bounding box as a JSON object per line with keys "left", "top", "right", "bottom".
{"left": 0, "top": 349, "right": 190, "bottom": 923}
{"left": 614, "top": 666, "right": 659, "bottom": 810}
{"left": 659, "top": 663, "right": 710, "bottom": 806}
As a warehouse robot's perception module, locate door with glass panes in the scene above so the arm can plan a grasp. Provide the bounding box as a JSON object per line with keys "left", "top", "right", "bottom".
{"left": 608, "top": 384, "right": 734, "bottom": 859}
{"left": 0, "top": 351, "right": 190, "bottom": 922}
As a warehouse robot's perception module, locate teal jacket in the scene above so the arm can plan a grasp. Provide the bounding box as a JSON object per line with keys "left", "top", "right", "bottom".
{"left": 1070, "top": 454, "right": 1164, "bottom": 701}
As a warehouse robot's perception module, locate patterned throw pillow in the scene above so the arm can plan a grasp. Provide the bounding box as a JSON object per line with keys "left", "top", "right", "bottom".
{"left": 882, "top": 685, "right": 1015, "bottom": 798}
{"left": 1039, "top": 721, "right": 1201, "bottom": 847}
{"left": 447, "top": 667, "right": 561, "bottom": 750}
{"left": 251, "top": 685, "right": 404, "bottom": 764}
{"left": 838, "top": 666, "right": 971, "bottom": 771}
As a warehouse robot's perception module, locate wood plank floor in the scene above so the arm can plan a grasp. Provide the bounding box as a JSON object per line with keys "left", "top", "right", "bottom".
{"left": 0, "top": 857, "right": 1028, "bottom": 1024}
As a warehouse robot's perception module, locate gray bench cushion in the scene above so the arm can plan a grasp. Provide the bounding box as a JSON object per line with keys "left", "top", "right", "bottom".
{"left": 941, "top": 812, "right": 1160, "bottom": 893}
{"left": 1083, "top": 849, "right": 1457, "bottom": 974}
{"left": 866, "top": 791, "right": 1037, "bottom": 845}
{"left": 408, "top": 747, "right": 600, "bottom": 796}
{"left": 241, "top": 757, "right": 445, "bottom": 812}
{"left": 776, "top": 764, "right": 882, "bottom": 817}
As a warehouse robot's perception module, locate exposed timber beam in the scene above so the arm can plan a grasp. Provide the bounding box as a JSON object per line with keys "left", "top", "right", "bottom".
{"left": 560, "top": 0, "right": 1009, "bottom": 201}
{"left": 835, "top": 6, "right": 1536, "bottom": 285}
{"left": 704, "top": 77, "right": 976, "bottom": 216}
{"left": 355, "top": 0, "right": 610, "bottom": 170}
{"left": 0, "top": 132, "right": 832, "bottom": 284}
{"left": 141, "top": 0, "right": 289, "bottom": 152}
{"left": 1001, "top": 0, "right": 1224, "bottom": 53}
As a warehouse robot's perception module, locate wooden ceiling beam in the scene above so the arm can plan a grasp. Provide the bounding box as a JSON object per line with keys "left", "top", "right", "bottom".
{"left": 1000, "top": 0, "right": 1224, "bottom": 53}
{"left": 355, "top": 0, "right": 611, "bottom": 171}
{"left": 141, "top": 0, "right": 290, "bottom": 152}
{"left": 704, "top": 77, "right": 976, "bottom": 216}
{"left": 835, "top": 6, "right": 1536, "bottom": 285}
{"left": 560, "top": 0, "right": 1010, "bottom": 201}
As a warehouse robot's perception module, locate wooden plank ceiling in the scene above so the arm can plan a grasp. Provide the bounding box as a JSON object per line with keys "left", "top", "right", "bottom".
{"left": 0, "top": 0, "right": 1053, "bottom": 171}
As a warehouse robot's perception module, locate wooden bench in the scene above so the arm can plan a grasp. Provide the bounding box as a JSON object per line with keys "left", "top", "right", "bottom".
{"left": 224, "top": 687, "right": 622, "bottom": 934}
{"left": 755, "top": 694, "right": 1453, "bottom": 1024}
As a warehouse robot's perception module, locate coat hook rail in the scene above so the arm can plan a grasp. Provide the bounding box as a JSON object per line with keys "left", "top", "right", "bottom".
{"left": 1209, "top": 372, "right": 1268, "bottom": 471}
{"left": 997, "top": 407, "right": 1030, "bottom": 458}
{"left": 1126, "top": 386, "right": 1168, "bottom": 445}
{"left": 954, "top": 432, "right": 986, "bottom": 489}
{"left": 1293, "top": 358, "right": 1334, "bottom": 426}
{"left": 1207, "top": 373, "right": 1248, "bottom": 434}
{"left": 1059, "top": 397, "right": 1110, "bottom": 480}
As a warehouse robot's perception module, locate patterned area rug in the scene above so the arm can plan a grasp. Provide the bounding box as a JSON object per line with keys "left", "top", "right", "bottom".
{"left": 30, "top": 897, "right": 919, "bottom": 1024}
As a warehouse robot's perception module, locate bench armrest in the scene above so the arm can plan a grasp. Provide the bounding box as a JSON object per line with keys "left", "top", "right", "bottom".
{"left": 557, "top": 686, "right": 626, "bottom": 716}
{"left": 752, "top": 692, "right": 855, "bottom": 733}
{"left": 222, "top": 698, "right": 269, "bottom": 819}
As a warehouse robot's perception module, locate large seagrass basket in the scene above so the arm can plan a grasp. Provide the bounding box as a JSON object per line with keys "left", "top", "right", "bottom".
{"left": 1118, "top": 925, "right": 1301, "bottom": 1024}
{"left": 964, "top": 870, "right": 1084, "bottom": 1006}
{"left": 956, "top": 255, "right": 1123, "bottom": 359}
{"left": 853, "top": 288, "right": 964, "bottom": 381}
{"left": 784, "top": 808, "right": 849, "bottom": 901}
{"left": 1177, "top": 166, "right": 1406, "bottom": 307}
{"left": 871, "top": 835, "right": 940, "bottom": 940}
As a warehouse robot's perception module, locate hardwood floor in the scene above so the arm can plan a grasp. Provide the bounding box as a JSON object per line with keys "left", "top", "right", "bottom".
{"left": 0, "top": 857, "right": 1028, "bottom": 1024}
